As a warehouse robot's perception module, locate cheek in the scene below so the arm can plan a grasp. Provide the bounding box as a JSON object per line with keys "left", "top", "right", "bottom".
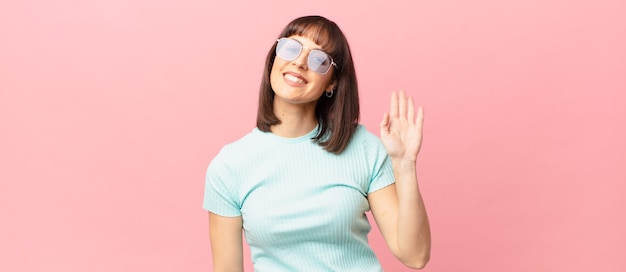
{"left": 315, "top": 75, "right": 333, "bottom": 89}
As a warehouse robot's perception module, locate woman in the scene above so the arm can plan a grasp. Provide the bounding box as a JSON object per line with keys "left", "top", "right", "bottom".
{"left": 204, "top": 15, "right": 431, "bottom": 271}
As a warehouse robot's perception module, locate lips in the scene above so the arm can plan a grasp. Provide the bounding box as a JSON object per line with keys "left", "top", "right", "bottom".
{"left": 283, "top": 72, "right": 308, "bottom": 85}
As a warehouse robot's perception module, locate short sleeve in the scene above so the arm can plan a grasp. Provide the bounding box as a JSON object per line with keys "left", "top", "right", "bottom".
{"left": 203, "top": 154, "right": 242, "bottom": 217}
{"left": 368, "top": 147, "right": 395, "bottom": 193}
{"left": 358, "top": 126, "right": 395, "bottom": 193}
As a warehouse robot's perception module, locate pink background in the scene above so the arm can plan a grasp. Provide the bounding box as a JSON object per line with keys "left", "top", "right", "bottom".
{"left": 1, "top": 0, "right": 625, "bottom": 271}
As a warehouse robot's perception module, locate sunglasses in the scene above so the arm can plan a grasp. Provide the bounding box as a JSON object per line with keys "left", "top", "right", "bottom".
{"left": 275, "top": 38, "right": 338, "bottom": 74}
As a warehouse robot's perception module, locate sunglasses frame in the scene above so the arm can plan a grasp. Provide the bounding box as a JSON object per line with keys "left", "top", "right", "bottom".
{"left": 275, "top": 38, "right": 338, "bottom": 74}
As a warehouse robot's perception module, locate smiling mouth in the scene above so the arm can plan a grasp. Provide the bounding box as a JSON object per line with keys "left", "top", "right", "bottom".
{"left": 284, "top": 73, "right": 307, "bottom": 84}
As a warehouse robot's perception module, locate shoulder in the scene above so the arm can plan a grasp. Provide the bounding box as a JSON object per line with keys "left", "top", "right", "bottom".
{"left": 351, "top": 124, "right": 384, "bottom": 147}
{"left": 338, "top": 124, "right": 387, "bottom": 158}
{"left": 211, "top": 128, "right": 264, "bottom": 165}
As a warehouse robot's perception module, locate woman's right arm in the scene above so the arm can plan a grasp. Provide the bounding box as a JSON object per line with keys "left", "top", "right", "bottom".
{"left": 209, "top": 212, "right": 244, "bottom": 272}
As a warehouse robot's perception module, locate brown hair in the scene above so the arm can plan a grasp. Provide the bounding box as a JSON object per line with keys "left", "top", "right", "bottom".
{"left": 256, "top": 15, "right": 359, "bottom": 154}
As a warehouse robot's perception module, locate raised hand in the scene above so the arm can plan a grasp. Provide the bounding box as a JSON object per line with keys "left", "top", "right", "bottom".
{"left": 379, "top": 90, "right": 424, "bottom": 162}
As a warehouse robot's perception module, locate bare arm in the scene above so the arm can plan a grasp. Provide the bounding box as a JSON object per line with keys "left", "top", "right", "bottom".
{"left": 370, "top": 90, "right": 431, "bottom": 269}
{"left": 208, "top": 212, "right": 244, "bottom": 272}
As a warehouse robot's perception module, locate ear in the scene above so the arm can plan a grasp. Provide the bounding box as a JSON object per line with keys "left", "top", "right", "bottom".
{"left": 326, "top": 80, "right": 336, "bottom": 92}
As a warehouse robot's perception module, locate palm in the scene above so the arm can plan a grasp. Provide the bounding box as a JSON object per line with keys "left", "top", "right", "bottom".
{"left": 379, "top": 90, "right": 424, "bottom": 161}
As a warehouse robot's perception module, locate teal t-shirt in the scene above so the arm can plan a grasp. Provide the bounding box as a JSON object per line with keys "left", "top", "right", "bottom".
{"left": 204, "top": 124, "right": 395, "bottom": 272}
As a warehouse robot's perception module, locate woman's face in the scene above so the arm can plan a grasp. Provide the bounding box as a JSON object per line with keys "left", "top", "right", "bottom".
{"left": 270, "top": 35, "right": 335, "bottom": 108}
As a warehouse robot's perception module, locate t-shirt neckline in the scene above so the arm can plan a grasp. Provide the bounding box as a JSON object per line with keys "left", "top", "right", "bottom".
{"left": 255, "top": 124, "right": 320, "bottom": 143}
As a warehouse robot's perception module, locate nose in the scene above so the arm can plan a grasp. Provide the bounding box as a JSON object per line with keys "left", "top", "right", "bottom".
{"left": 291, "top": 49, "right": 309, "bottom": 70}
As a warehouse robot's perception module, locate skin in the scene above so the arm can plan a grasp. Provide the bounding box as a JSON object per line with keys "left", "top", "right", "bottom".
{"left": 209, "top": 35, "right": 431, "bottom": 271}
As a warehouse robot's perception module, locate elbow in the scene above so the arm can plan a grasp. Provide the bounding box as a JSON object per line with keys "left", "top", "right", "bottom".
{"left": 403, "top": 258, "right": 429, "bottom": 270}
{"left": 393, "top": 234, "right": 432, "bottom": 269}
{"left": 400, "top": 253, "right": 430, "bottom": 270}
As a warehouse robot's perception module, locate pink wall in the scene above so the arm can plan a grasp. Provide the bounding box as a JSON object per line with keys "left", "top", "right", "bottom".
{"left": 1, "top": 0, "right": 625, "bottom": 271}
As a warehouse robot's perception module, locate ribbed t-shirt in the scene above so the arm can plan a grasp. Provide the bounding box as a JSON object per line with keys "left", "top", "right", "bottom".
{"left": 203, "top": 124, "right": 395, "bottom": 271}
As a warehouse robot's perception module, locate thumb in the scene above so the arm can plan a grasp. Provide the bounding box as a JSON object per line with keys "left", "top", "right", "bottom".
{"left": 380, "top": 112, "right": 389, "bottom": 134}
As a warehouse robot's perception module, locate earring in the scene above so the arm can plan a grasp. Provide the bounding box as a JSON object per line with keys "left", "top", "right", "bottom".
{"left": 325, "top": 90, "right": 334, "bottom": 98}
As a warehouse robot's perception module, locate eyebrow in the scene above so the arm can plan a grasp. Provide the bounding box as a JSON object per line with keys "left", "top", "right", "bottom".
{"left": 290, "top": 36, "right": 326, "bottom": 52}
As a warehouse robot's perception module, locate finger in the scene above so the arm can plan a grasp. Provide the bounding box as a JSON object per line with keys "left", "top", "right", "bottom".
{"left": 379, "top": 112, "right": 390, "bottom": 133}
{"left": 398, "top": 90, "right": 407, "bottom": 119}
{"left": 389, "top": 91, "right": 398, "bottom": 118}
{"left": 407, "top": 96, "right": 415, "bottom": 123}
{"left": 416, "top": 106, "right": 425, "bottom": 132}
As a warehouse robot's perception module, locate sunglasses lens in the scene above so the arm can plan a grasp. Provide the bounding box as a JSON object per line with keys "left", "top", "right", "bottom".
{"left": 276, "top": 38, "right": 301, "bottom": 61}
{"left": 275, "top": 38, "right": 335, "bottom": 74}
{"left": 308, "top": 50, "right": 332, "bottom": 74}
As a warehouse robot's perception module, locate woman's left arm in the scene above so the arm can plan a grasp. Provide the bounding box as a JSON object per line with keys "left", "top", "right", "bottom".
{"left": 369, "top": 90, "right": 431, "bottom": 269}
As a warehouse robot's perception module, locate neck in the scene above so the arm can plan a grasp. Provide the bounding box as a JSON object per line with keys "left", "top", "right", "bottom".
{"left": 271, "top": 100, "right": 318, "bottom": 138}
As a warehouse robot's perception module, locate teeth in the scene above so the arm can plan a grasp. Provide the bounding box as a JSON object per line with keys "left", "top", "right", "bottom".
{"left": 285, "top": 74, "right": 306, "bottom": 84}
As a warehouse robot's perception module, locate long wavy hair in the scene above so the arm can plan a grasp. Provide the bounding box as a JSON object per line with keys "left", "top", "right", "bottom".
{"left": 256, "top": 15, "right": 359, "bottom": 154}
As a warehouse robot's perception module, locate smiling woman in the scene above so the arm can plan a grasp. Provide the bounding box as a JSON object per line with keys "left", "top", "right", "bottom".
{"left": 269, "top": 35, "right": 337, "bottom": 126}
{"left": 203, "top": 15, "right": 431, "bottom": 271}
{"left": 258, "top": 15, "right": 359, "bottom": 153}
